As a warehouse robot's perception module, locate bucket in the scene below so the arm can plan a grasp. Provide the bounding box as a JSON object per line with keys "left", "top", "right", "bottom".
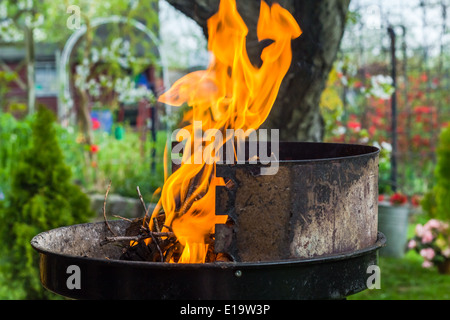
{"left": 378, "top": 202, "right": 410, "bottom": 258}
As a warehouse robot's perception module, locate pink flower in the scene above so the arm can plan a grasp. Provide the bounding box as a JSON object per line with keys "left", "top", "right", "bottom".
{"left": 421, "top": 230, "right": 434, "bottom": 244}
{"left": 422, "top": 260, "right": 433, "bottom": 268}
{"left": 420, "top": 248, "right": 435, "bottom": 260}
{"left": 442, "top": 248, "right": 450, "bottom": 258}
{"left": 407, "top": 239, "right": 417, "bottom": 249}
{"left": 415, "top": 224, "right": 424, "bottom": 237}
{"left": 424, "top": 219, "right": 441, "bottom": 231}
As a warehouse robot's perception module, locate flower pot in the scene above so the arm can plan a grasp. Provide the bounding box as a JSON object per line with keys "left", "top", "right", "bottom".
{"left": 437, "top": 259, "right": 450, "bottom": 275}
{"left": 378, "top": 202, "right": 410, "bottom": 258}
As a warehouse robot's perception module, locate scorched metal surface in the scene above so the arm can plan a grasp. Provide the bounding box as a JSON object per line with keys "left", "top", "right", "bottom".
{"left": 31, "top": 220, "right": 385, "bottom": 300}
{"left": 215, "top": 142, "right": 380, "bottom": 262}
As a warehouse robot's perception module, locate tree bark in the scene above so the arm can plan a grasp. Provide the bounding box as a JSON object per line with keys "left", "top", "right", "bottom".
{"left": 165, "top": 0, "right": 350, "bottom": 141}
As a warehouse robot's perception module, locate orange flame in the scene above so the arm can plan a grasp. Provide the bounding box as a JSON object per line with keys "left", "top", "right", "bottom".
{"left": 153, "top": 0, "right": 301, "bottom": 263}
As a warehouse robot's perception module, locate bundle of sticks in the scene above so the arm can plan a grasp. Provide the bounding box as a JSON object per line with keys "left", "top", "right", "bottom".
{"left": 100, "top": 183, "right": 230, "bottom": 263}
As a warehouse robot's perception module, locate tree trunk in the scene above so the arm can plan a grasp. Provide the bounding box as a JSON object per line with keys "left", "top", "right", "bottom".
{"left": 165, "top": 0, "right": 350, "bottom": 141}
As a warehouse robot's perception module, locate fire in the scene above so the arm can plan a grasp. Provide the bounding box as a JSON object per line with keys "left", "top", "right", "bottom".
{"left": 152, "top": 0, "right": 301, "bottom": 263}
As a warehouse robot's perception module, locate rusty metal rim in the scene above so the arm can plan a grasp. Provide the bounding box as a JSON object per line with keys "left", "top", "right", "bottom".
{"left": 219, "top": 142, "right": 380, "bottom": 165}
{"left": 31, "top": 221, "right": 385, "bottom": 270}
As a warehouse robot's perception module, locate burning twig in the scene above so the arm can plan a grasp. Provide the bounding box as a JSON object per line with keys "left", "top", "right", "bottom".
{"left": 150, "top": 233, "right": 164, "bottom": 262}
{"left": 103, "top": 180, "right": 117, "bottom": 236}
{"left": 101, "top": 232, "right": 175, "bottom": 245}
{"left": 153, "top": 217, "right": 161, "bottom": 232}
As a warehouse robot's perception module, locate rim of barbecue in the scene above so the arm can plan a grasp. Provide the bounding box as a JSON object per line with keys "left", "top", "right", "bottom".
{"left": 216, "top": 141, "right": 379, "bottom": 165}
{"left": 30, "top": 220, "right": 385, "bottom": 269}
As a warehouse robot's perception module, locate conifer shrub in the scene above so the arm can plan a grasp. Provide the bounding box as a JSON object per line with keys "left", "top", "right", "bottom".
{"left": 422, "top": 125, "right": 450, "bottom": 221}
{"left": 433, "top": 125, "right": 450, "bottom": 221}
{"left": 0, "top": 106, "right": 94, "bottom": 299}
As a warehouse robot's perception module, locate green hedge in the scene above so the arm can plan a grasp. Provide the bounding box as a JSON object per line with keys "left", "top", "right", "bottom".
{"left": 0, "top": 107, "right": 94, "bottom": 299}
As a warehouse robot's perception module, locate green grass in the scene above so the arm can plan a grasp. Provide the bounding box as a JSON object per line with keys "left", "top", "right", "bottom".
{"left": 349, "top": 218, "right": 450, "bottom": 300}
{"left": 349, "top": 251, "right": 450, "bottom": 300}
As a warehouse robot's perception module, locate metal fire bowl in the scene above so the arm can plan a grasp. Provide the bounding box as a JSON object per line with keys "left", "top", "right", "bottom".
{"left": 215, "top": 142, "right": 380, "bottom": 262}
{"left": 31, "top": 220, "right": 385, "bottom": 300}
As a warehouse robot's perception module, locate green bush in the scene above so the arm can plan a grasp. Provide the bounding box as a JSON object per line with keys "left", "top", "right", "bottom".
{"left": 95, "top": 127, "right": 166, "bottom": 201}
{"left": 434, "top": 125, "right": 450, "bottom": 221}
{"left": 53, "top": 122, "right": 166, "bottom": 201}
{"left": 0, "top": 112, "right": 32, "bottom": 199}
{"left": 0, "top": 106, "right": 95, "bottom": 299}
{"left": 422, "top": 125, "right": 450, "bottom": 221}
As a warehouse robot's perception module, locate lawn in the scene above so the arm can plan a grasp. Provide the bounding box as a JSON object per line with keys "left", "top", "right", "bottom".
{"left": 349, "top": 220, "right": 450, "bottom": 300}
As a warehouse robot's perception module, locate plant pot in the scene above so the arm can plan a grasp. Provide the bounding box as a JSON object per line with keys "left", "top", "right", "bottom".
{"left": 377, "top": 202, "right": 410, "bottom": 258}
{"left": 437, "top": 259, "right": 450, "bottom": 275}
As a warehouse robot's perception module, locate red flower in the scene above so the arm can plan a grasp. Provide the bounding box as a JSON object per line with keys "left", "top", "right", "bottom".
{"left": 90, "top": 144, "right": 99, "bottom": 153}
{"left": 414, "top": 106, "right": 432, "bottom": 114}
{"left": 416, "top": 91, "right": 424, "bottom": 99}
{"left": 411, "top": 195, "right": 421, "bottom": 207}
{"left": 354, "top": 81, "right": 363, "bottom": 89}
{"left": 412, "top": 134, "right": 422, "bottom": 148}
{"left": 420, "top": 73, "right": 428, "bottom": 82}
{"left": 347, "top": 121, "right": 361, "bottom": 132}
{"left": 92, "top": 118, "right": 101, "bottom": 130}
{"left": 378, "top": 194, "right": 385, "bottom": 202}
{"left": 390, "top": 193, "right": 408, "bottom": 206}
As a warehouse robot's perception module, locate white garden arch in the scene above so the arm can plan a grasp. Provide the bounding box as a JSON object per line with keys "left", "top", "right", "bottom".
{"left": 58, "top": 15, "right": 170, "bottom": 125}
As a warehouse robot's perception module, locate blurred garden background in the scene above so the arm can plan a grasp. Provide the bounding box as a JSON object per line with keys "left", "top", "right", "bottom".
{"left": 0, "top": 0, "right": 449, "bottom": 299}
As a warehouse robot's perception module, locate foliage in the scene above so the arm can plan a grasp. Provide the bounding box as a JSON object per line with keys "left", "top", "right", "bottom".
{"left": 0, "top": 0, "right": 159, "bottom": 45}
{"left": 0, "top": 108, "right": 166, "bottom": 205}
{"left": 319, "top": 67, "right": 344, "bottom": 137}
{"left": 0, "top": 112, "right": 32, "bottom": 199}
{"left": 321, "top": 52, "right": 447, "bottom": 198}
{"left": 90, "top": 126, "right": 166, "bottom": 201}
{"left": 421, "top": 125, "right": 450, "bottom": 222}
{"left": 54, "top": 118, "right": 167, "bottom": 201}
{"left": 433, "top": 125, "right": 450, "bottom": 221}
{"left": 0, "top": 106, "right": 95, "bottom": 299}
{"left": 61, "top": 0, "right": 161, "bottom": 174}
{"left": 0, "top": 0, "right": 48, "bottom": 42}
{"left": 374, "top": 141, "right": 392, "bottom": 195}
{"left": 73, "top": 38, "right": 157, "bottom": 111}
{"left": 408, "top": 219, "right": 450, "bottom": 269}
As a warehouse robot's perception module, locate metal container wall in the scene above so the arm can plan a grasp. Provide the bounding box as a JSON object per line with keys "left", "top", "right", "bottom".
{"left": 215, "top": 142, "right": 380, "bottom": 262}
